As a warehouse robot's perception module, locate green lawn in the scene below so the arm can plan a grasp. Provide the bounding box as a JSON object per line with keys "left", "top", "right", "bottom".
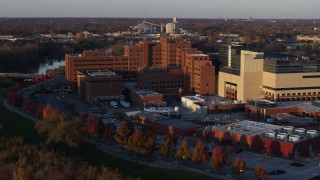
{"left": 0, "top": 104, "right": 44, "bottom": 144}
{"left": 0, "top": 103, "right": 215, "bottom": 180}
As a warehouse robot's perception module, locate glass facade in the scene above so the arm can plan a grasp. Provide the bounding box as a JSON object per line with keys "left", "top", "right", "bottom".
{"left": 263, "top": 59, "right": 320, "bottom": 73}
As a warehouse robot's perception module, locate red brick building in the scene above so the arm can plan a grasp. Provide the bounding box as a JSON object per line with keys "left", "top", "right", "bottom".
{"left": 211, "top": 120, "right": 320, "bottom": 158}
{"left": 132, "top": 113, "right": 201, "bottom": 136}
{"left": 77, "top": 70, "right": 123, "bottom": 103}
{"left": 137, "top": 67, "right": 185, "bottom": 95}
{"left": 130, "top": 89, "right": 166, "bottom": 108}
{"left": 245, "top": 100, "right": 320, "bottom": 119}
{"left": 65, "top": 37, "right": 215, "bottom": 95}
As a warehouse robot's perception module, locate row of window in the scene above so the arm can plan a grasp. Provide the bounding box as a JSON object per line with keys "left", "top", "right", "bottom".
{"left": 302, "top": 75, "right": 320, "bottom": 78}
{"left": 91, "top": 80, "right": 122, "bottom": 83}
{"left": 147, "top": 85, "right": 182, "bottom": 89}
{"left": 280, "top": 92, "right": 320, "bottom": 96}
{"left": 146, "top": 81, "right": 183, "bottom": 84}
{"left": 74, "top": 59, "right": 127, "bottom": 62}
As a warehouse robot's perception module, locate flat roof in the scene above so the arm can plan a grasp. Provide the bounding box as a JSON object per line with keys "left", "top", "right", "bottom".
{"left": 182, "top": 96, "right": 205, "bottom": 102}
{"left": 157, "top": 119, "right": 202, "bottom": 129}
{"left": 79, "top": 70, "right": 117, "bottom": 77}
{"left": 212, "top": 120, "right": 283, "bottom": 137}
{"left": 140, "top": 112, "right": 171, "bottom": 121}
{"left": 277, "top": 101, "right": 320, "bottom": 112}
{"left": 275, "top": 113, "right": 314, "bottom": 124}
{"left": 206, "top": 95, "right": 244, "bottom": 105}
{"left": 132, "top": 89, "right": 161, "bottom": 96}
{"left": 183, "top": 95, "right": 244, "bottom": 105}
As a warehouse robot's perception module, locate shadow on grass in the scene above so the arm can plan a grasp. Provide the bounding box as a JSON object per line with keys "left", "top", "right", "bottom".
{"left": 0, "top": 104, "right": 45, "bottom": 144}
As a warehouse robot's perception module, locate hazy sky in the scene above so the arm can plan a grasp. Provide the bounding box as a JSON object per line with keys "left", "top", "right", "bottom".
{"left": 0, "top": 0, "right": 319, "bottom": 19}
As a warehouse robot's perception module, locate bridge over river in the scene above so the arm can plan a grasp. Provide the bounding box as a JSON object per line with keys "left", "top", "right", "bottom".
{"left": 0, "top": 73, "right": 41, "bottom": 79}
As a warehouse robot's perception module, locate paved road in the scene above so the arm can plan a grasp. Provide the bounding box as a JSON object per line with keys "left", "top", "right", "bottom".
{"left": 87, "top": 138, "right": 233, "bottom": 180}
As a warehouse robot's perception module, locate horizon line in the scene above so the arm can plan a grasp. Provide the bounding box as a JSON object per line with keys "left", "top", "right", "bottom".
{"left": 0, "top": 16, "right": 319, "bottom": 20}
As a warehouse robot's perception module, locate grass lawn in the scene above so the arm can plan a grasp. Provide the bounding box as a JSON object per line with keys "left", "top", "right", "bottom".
{"left": 0, "top": 103, "right": 214, "bottom": 180}
{"left": 0, "top": 104, "right": 44, "bottom": 144}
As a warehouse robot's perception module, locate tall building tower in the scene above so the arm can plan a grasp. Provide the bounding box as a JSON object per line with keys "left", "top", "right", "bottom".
{"left": 173, "top": 16, "right": 177, "bottom": 23}
{"left": 166, "top": 16, "right": 180, "bottom": 34}
{"left": 219, "top": 45, "right": 242, "bottom": 71}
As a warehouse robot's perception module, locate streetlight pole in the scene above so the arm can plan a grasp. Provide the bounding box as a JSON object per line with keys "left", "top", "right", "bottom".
{"left": 182, "top": 155, "right": 185, "bottom": 169}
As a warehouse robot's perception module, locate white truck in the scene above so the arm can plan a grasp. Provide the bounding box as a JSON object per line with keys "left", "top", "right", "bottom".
{"left": 120, "top": 100, "right": 130, "bottom": 108}
{"left": 110, "top": 101, "right": 118, "bottom": 108}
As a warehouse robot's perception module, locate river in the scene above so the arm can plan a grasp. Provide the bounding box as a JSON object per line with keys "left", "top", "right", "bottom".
{"left": 36, "top": 59, "right": 65, "bottom": 75}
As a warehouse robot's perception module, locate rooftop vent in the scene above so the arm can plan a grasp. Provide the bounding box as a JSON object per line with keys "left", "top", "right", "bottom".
{"left": 289, "top": 135, "right": 300, "bottom": 143}
{"left": 283, "top": 126, "right": 294, "bottom": 133}
{"left": 307, "top": 130, "right": 318, "bottom": 138}
{"left": 277, "top": 133, "right": 288, "bottom": 140}
{"left": 295, "top": 128, "right": 306, "bottom": 135}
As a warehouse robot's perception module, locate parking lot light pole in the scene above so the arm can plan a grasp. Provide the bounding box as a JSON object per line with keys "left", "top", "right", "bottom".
{"left": 182, "top": 155, "right": 185, "bottom": 168}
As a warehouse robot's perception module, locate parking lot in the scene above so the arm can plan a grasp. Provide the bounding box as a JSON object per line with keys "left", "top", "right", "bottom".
{"left": 229, "top": 151, "right": 320, "bottom": 179}
{"left": 37, "top": 93, "right": 141, "bottom": 117}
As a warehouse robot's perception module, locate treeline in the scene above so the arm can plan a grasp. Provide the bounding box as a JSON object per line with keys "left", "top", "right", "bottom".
{"left": 0, "top": 39, "right": 111, "bottom": 71}
{"left": 0, "top": 18, "right": 141, "bottom": 36}
{"left": 0, "top": 18, "right": 319, "bottom": 37}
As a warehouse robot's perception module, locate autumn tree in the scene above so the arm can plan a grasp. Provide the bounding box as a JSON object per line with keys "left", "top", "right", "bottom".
{"left": 126, "top": 128, "right": 156, "bottom": 156}
{"left": 114, "top": 121, "right": 134, "bottom": 145}
{"left": 231, "top": 156, "right": 246, "bottom": 175}
{"left": 74, "top": 114, "right": 88, "bottom": 135}
{"left": 159, "top": 135, "right": 175, "bottom": 157}
{"left": 36, "top": 103, "right": 82, "bottom": 148}
{"left": 103, "top": 123, "right": 116, "bottom": 142}
{"left": 85, "top": 115, "right": 99, "bottom": 135}
{"left": 142, "top": 127, "right": 156, "bottom": 153}
{"left": 144, "top": 135, "right": 156, "bottom": 154}
{"left": 42, "top": 103, "right": 58, "bottom": 120}
{"left": 127, "top": 130, "right": 146, "bottom": 154}
{"left": 211, "top": 146, "right": 228, "bottom": 171}
{"left": 191, "top": 140, "right": 207, "bottom": 164}
{"left": 176, "top": 139, "right": 191, "bottom": 161}
{"left": 255, "top": 164, "right": 267, "bottom": 180}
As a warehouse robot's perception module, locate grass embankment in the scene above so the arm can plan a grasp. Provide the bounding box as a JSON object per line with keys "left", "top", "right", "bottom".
{"left": 0, "top": 93, "right": 213, "bottom": 180}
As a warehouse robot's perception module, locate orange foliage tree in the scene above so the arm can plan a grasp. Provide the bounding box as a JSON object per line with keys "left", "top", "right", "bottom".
{"left": 176, "top": 139, "right": 191, "bottom": 160}
{"left": 191, "top": 140, "right": 207, "bottom": 164}
{"left": 211, "top": 146, "right": 228, "bottom": 171}
{"left": 255, "top": 164, "right": 267, "bottom": 180}
{"left": 114, "top": 121, "right": 134, "bottom": 145}
{"left": 231, "top": 156, "right": 246, "bottom": 175}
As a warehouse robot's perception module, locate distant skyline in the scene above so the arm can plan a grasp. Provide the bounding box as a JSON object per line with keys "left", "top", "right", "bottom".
{"left": 0, "top": 0, "right": 319, "bottom": 19}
